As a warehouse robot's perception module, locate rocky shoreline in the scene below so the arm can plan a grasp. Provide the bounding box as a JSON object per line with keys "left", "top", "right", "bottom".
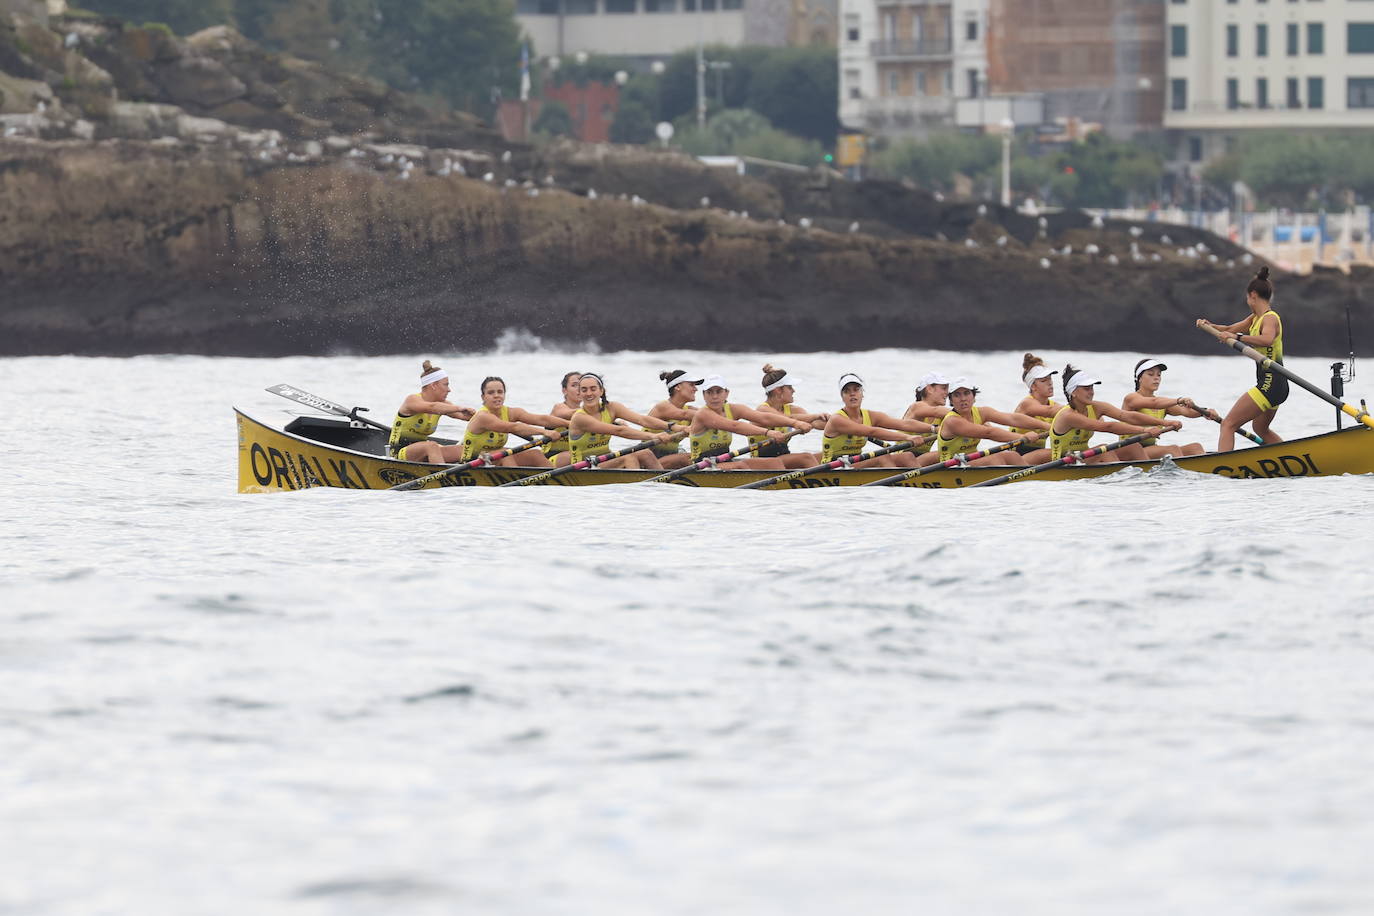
{"left": 1, "top": 15, "right": 1370, "bottom": 357}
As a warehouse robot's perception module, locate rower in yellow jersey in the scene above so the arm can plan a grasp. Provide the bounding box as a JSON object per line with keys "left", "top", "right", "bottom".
{"left": 751, "top": 364, "right": 827, "bottom": 469}
{"left": 913, "top": 377, "right": 1046, "bottom": 468}
{"left": 899, "top": 371, "right": 952, "bottom": 458}
{"left": 544, "top": 371, "right": 582, "bottom": 465}
{"left": 1010, "top": 354, "right": 1061, "bottom": 460}
{"left": 1197, "top": 266, "right": 1286, "bottom": 451}
{"left": 460, "top": 376, "right": 569, "bottom": 467}
{"left": 645, "top": 369, "right": 703, "bottom": 470}
{"left": 1047, "top": 365, "right": 1175, "bottom": 464}
{"left": 689, "top": 374, "right": 810, "bottom": 470}
{"left": 822, "top": 373, "right": 933, "bottom": 468}
{"left": 568, "top": 373, "right": 676, "bottom": 470}
{"left": 1120, "top": 358, "right": 1215, "bottom": 458}
{"left": 387, "top": 360, "right": 476, "bottom": 464}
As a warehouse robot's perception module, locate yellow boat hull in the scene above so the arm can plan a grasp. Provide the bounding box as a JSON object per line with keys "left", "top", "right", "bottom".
{"left": 236, "top": 408, "right": 1374, "bottom": 493}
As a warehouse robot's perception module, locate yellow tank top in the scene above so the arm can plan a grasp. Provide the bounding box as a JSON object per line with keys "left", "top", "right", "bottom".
{"left": 937, "top": 406, "right": 983, "bottom": 461}
{"left": 388, "top": 398, "right": 440, "bottom": 454}
{"left": 542, "top": 406, "right": 576, "bottom": 455}
{"left": 460, "top": 405, "right": 510, "bottom": 461}
{"left": 569, "top": 405, "right": 616, "bottom": 461}
{"left": 690, "top": 404, "right": 735, "bottom": 459}
{"left": 1049, "top": 404, "right": 1098, "bottom": 460}
{"left": 748, "top": 403, "right": 792, "bottom": 447}
{"left": 1135, "top": 405, "right": 1166, "bottom": 447}
{"left": 1010, "top": 399, "right": 1058, "bottom": 436}
{"left": 1250, "top": 309, "right": 1284, "bottom": 363}
{"left": 822, "top": 408, "right": 872, "bottom": 461}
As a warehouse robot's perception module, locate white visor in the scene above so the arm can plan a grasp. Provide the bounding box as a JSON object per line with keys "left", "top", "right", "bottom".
{"left": 1133, "top": 359, "right": 1168, "bottom": 383}
{"left": 917, "top": 371, "right": 950, "bottom": 391}
{"left": 763, "top": 372, "right": 800, "bottom": 393}
{"left": 1065, "top": 370, "right": 1101, "bottom": 393}
{"left": 420, "top": 369, "right": 448, "bottom": 386}
{"left": 948, "top": 376, "right": 979, "bottom": 395}
{"left": 838, "top": 373, "right": 864, "bottom": 391}
{"left": 1023, "top": 365, "right": 1057, "bottom": 388}
{"left": 701, "top": 374, "right": 730, "bottom": 391}
{"left": 666, "top": 373, "right": 705, "bottom": 391}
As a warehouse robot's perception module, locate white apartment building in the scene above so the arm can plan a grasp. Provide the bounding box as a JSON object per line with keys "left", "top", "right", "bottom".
{"left": 838, "top": 0, "right": 988, "bottom": 138}
{"left": 1166, "top": 0, "right": 1374, "bottom": 165}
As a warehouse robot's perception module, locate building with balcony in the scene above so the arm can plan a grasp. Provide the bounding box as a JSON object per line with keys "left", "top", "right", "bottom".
{"left": 1166, "top": 1, "right": 1374, "bottom": 167}
{"left": 838, "top": 0, "right": 987, "bottom": 138}
{"left": 984, "top": 0, "right": 1163, "bottom": 140}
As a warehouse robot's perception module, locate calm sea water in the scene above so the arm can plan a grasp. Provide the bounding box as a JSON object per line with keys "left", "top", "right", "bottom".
{"left": 3, "top": 346, "right": 1373, "bottom": 915}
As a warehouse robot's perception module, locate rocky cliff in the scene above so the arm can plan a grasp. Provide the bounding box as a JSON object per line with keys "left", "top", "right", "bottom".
{"left": 0, "top": 12, "right": 1370, "bottom": 357}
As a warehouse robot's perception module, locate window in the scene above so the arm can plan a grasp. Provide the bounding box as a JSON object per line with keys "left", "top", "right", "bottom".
{"left": 915, "top": 70, "right": 927, "bottom": 94}
{"left": 1189, "top": 136, "right": 1203, "bottom": 162}
{"left": 845, "top": 69, "right": 861, "bottom": 100}
{"left": 1227, "top": 24, "right": 1238, "bottom": 56}
{"left": 966, "top": 20, "right": 978, "bottom": 41}
{"left": 1257, "top": 77, "right": 1269, "bottom": 108}
{"left": 1350, "top": 24, "right": 1374, "bottom": 53}
{"left": 1256, "top": 23, "right": 1268, "bottom": 57}
{"left": 565, "top": 0, "right": 595, "bottom": 12}
{"left": 967, "top": 68, "right": 979, "bottom": 97}
{"left": 845, "top": 14, "right": 859, "bottom": 42}
{"left": 722, "top": 0, "right": 741, "bottom": 8}
{"left": 1171, "top": 24, "right": 1188, "bottom": 57}
{"left": 1227, "top": 77, "right": 1239, "bottom": 108}
{"left": 1350, "top": 77, "right": 1374, "bottom": 108}
{"left": 1171, "top": 77, "right": 1187, "bottom": 111}
{"left": 1287, "top": 22, "right": 1299, "bottom": 55}
{"left": 887, "top": 71, "right": 899, "bottom": 95}
{"left": 1287, "top": 76, "right": 1300, "bottom": 107}
{"left": 606, "top": 0, "right": 635, "bottom": 12}
{"left": 644, "top": 0, "right": 676, "bottom": 9}
{"left": 1308, "top": 22, "right": 1324, "bottom": 54}
{"left": 1308, "top": 75, "right": 1324, "bottom": 108}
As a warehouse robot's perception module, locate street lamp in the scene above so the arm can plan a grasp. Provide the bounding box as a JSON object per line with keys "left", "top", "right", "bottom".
{"left": 1000, "top": 117, "right": 1014, "bottom": 207}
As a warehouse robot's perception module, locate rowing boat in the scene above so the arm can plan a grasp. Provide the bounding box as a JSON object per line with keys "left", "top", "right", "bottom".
{"left": 234, "top": 408, "right": 1374, "bottom": 492}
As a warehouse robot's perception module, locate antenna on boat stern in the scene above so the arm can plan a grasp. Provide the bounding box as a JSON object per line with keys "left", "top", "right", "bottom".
{"left": 1332, "top": 304, "right": 1358, "bottom": 429}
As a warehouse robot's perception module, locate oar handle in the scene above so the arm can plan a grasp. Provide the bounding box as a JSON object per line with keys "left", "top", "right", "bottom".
{"left": 643, "top": 430, "right": 802, "bottom": 484}
{"left": 499, "top": 431, "right": 687, "bottom": 487}
{"left": 387, "top": 435, "right": 555, "bottom": 491}
{"left": 736, "top": 436, "right": 926, "bottom": 490}
{"left": 860, "top": 433, "right": 1040, "bottom": 488}
{"left": 1191, "top": 403, "right": 1264, "bottom": 446}
{"left": 968, "top": 433, "right": 1149, "bottom": 489}
{"left": 1197, "top": 320, "right": 1374, "bottom": 430}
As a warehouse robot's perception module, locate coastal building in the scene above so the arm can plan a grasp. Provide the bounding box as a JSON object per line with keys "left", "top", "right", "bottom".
{"left": 1166, "top": 0, "right": 1374, "bottom": 167}
{"left": 516, "top": 0, "right": 836, "bottom": 59}
{"left": 981, "top": 0, "right": 1163, "bottom": 140}
{"left": 837, "top": 0, "right": 988, "bottom": 138}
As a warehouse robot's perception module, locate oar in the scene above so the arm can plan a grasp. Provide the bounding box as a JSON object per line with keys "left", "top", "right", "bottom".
{"left": 387, "top": 436, "right": 555, "bottom": 491}
{"left": 266, "top": 383, "right": 391, "bottom": 434}
{"left": 859, "top": 434, "right": 1040, "bottom": 487}
{"left": 735, "top": 438, "right": 925, "bottom": 490}
{"left": 642, "top": 431, "right": 803, "bottom": 484}
{"left": 1190, "top": 402, "right": 1264, "bottom": 446}
{"left": 967, "top": 434, "right": 1152, "bottom": 489}
{"left": 1198, "top": 321, "right": 1374, "bottom": 430}
{"left": 496, "top": 432, "right": 687, "bottom": 487}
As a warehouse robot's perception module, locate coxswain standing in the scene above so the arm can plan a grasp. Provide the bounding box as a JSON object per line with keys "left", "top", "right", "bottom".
{"left": 1197, "top": 266, "right": 1286, "bottom": 452}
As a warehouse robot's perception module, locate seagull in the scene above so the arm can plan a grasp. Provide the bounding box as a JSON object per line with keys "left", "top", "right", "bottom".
{"left": 776, "top": 219, "right": 786, "bottom": 227}
{"left": 437, "top": 164, "right": 451, "bottom": 177}
{"left": 1208, "top": 253, "right": 1219, "bottom": 263}
{"left": 398, "top": 156, "right": 410, "bottom": 168}
{"left": 740, "top": 210, "right": 748, "bottom": 220}
{"left": 482, "top": 172, "right": 495, "bottom": 182}
{"left": 1160, "top": 234, "right": 1172, "bottom": 245}
{"left": 1061, "top": 244, "right": 1073, "bottom": 256}
{"left": 397, "top": 170, "right": 409, "bottom": 180}
{"left": 501, "top": 150, "right": 512, "bottom": 163}
{"left": 1152, "top": 253, "right": 1163, "bottom": 262}
{"left": 544, "top": 175, "right": 555, "bottom": 186}
{"left": 1129, "top": 226, "right": 1143, "bottom": 238}
{"left": 977, "top": 204, "right": 987, "bottom": 217}
{"left": 936, "top": 232, "right": 948, "bottom": 242}
{"left": 587, "top": 188, "right": 597, "bottom": 200}
{"left": 379, "top": 154, "right": 394, "bottom": 165}
{"left": 934, "top": 191, "right": 944, "bottom": 201}
{"left": 799, "top": 217, "right": 812, "bottom": 229}
{"left": 64, "top": 32, "right": 79, "bottom": 48}
{"left": 1241, "top": 252, "right": 1253, "bottom": 265}
{"left": 504, "top": 178, "right": 517, "bottom": 188}
{"left": 1226, "top": 259, "right": 1235, "bottom": 268}
{"left": 1085, "top": 243, "right": 1100, "bottom": 256}
{"left": 36, "top": 101, "right": 46, "bottom": 113}
{"left": 996, "top": 235, "right": 1008, "bottom": 247}
{"left": 700, "top": 196, "right": 710, "bottom": 208}
{"left": 1197, "top": 242, "right": 1208, "bottom": 253}
{"left": 347, "top": 147, "right": 364, "bottom": 158}
{"left": 964, "top": 238, "right": 978, "bottom": 249}
{"left": 1091, "top": 214, "right": 1104, "bottom": 230}
{"left": 727, "top": 210, "right": 737, "bottom": 219}
{"left": 631, "top": 194, "right": 644, "bottom": 207}
{"left": 1106, "top": 254, "right": 1119, "bottom": 265}
{"left": 527, "top": 188, "right": 540, "bottom": 197}
{"left": 454, "top": 161, "right": 466, "bottom": 176}
{"left": 1040, "top": 258, "right": 1051, "bottom": 269}
{"left": 848, "top": 221, "right": 860, "bottom": 234}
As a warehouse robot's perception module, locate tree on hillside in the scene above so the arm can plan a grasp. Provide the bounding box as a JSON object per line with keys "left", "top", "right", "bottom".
{"left": 78, "top": 0, "right": 235, "bottom": 34}
{"left": 609, "top": 100, "right": 654, "bottom": 144}
{"left": 532, "top": 99, "right": 573, "bottom": 137}
{"left": 745, "top": 47, "right": 837, "bottom": 143}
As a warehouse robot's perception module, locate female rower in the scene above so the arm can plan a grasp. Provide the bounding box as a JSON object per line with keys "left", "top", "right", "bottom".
{"left": 914, "top": 377, "right": 1047, "bottom": 467}
{"left": 1120, "top": 358, "right": 1216, "bottom": 458}
{"left": 460, "top": 377, "right": 568, "bottom": 468}
{"left": 750, "top": 364, "right": 828, "bottom": 468}
{"left": 387, "top": 360, "right": 476, "bottom": 464}
{"left": 902, "top": 372, "right": 952, "bottom": 423}
{"left": 1010, "top": 354, "right": 1061, "bottom": 458}
{"left": 568, "top": 372, "right": 676, "bottom": 470}
{"left": 1197, "top": 266, "right": 1285, "bottom": 451}
{"left": 646, "top": 369, "right": 704, "bottom": 470}
{"left": 822, "top": 373, "right": 934, "bottom": 468}
{"left": 1047, "top": 366, "right": 1178, "bottom": 464}
{"left": 690, "top": 375, "right": 811, "bottom": 471}
{"left": 543, "top": 371, "right": 582, "bottom": 464}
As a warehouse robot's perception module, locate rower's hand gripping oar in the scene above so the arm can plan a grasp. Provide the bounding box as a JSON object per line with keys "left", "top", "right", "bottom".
{"left": 641, "top": 431, "right": 803, "bottom": 484}
{"left": 496, "top": 431, "right": 688, "bottom": 488}
{"left": 387, "top": 435, "right": 557, "bottom": 491}
{"left": 1190, "top": 402, "right": 1264, "bottom": 446}
{"left": 967, "top": 433, "right": 1152, "bottom": 489}
{"left": 1197, "top": 321, "right": 1374, "bottom": 430}
{"left": 735, "top": 437, "right": 928, "bottom": 491}
{"left": 859, "top": 433, "right": 1042, "bottom": 487}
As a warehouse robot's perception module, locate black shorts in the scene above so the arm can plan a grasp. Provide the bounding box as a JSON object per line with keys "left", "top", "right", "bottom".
{"left": 695, "top": 445, "right": 731, "bottom": 461}
{"left": 754, "top": 441, "right": 792, "bottom": 459}
{"left": 1014, "top": 442, "right": 1039, "bottom": 456}
{"left": 1250, "top": 367, "right": 1290, "bottom": 410}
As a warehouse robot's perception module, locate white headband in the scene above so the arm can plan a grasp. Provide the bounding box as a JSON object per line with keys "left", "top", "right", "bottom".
{"left": 1064, "top": 370, "right": 1100, "bottom": 393}
{"left": 1023, "top": 365, "right": 1058, "bottom": 389}
{"left": 420, "top": 369, "right": 448, "bottom": 386}
{"left": 763, "top": 373, "right": 796, "bottom": 393}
